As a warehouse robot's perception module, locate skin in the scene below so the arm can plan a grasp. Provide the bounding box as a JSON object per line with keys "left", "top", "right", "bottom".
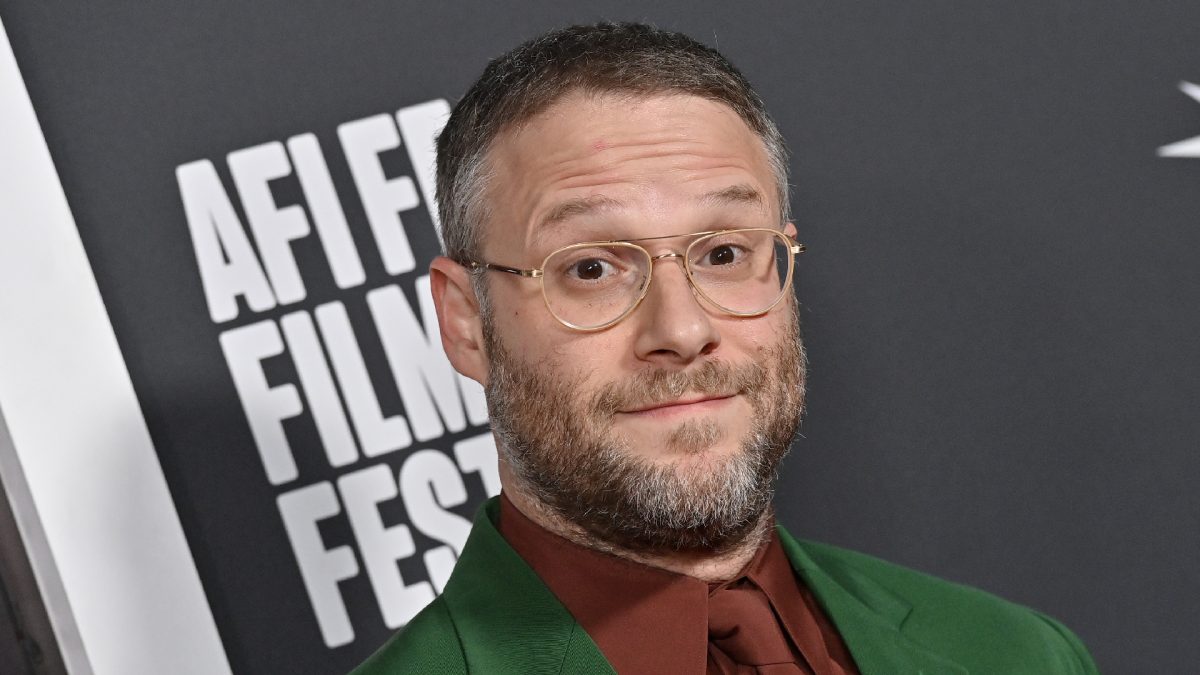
{"left": 430, "top": 92, "right": 799, "bottom": 582}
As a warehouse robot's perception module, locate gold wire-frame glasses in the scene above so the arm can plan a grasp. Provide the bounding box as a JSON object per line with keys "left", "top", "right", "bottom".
{"left": 465, "top": 228, "right": 806, "bottom": 331}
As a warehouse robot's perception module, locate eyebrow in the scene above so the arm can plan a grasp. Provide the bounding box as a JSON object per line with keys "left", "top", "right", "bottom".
{"left": 698, "top": 184, "right": 765, "bottom": 210}
{"left": 536, "top": 194, "right": 625, "bottom": 232}
{"left": 531, "top": 183, "right": 767, "bottom": 243}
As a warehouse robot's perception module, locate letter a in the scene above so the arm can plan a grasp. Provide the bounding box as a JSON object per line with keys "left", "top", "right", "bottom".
{"left": 177, "top": 159, "right": 277, "bottom": 323}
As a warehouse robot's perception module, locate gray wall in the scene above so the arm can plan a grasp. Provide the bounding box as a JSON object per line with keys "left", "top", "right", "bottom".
{"left": 1, "top": 2, "right": 1196, "bottom": 673}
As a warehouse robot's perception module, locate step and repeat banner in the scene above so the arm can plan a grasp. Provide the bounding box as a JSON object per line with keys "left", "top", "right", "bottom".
{"left": 0, "top": 3, "right": 1197, "bottom": 674}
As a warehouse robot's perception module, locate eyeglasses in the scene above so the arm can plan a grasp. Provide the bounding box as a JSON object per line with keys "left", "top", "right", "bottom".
{"left": 465, "top": 228, "right": 805, "bottom": 331}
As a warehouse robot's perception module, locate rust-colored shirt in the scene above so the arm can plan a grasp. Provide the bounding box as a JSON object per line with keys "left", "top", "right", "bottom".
{"left": 498, "top": 494, "right": 859, "bottom": 675}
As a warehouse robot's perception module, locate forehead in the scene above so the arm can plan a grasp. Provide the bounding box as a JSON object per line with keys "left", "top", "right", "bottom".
{"left": 481, "top": 92, "right": 777, "bottom": 254}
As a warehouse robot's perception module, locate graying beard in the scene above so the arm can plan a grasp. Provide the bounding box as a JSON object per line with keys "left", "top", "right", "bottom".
{"left": 487, "top": 352, "right": 798, "bottom": 553}
{"left": 482, "top": 293, "right": 805, "bottom": 554}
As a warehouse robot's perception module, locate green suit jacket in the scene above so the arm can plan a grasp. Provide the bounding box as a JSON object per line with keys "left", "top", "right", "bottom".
{"left": 353, "top": 499, "right": 1098, "bottom": 674}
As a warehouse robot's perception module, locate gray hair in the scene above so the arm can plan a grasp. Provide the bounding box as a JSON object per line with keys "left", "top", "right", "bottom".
{"left": 435, "top": 21, "right": 791, "bottom": 275}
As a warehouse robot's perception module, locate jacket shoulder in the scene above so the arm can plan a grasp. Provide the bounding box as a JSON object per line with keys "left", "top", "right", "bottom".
{"left": 350, "top": 597, "right": 467, "bottom": 675}
{"left": 796, "top": 538, "right": 1099, "bottom": 674}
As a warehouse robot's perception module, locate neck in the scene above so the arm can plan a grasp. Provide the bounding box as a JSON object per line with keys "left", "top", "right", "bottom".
{"left": 499, "top": 464, "right": 772, "bottom": 583}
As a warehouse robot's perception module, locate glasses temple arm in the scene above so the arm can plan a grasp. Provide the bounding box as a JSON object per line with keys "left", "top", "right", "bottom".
{"left": 466, "top": 261, "right": 544, "bottom": 278}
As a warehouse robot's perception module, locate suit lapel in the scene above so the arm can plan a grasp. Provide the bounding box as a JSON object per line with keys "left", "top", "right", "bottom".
{"left": 777, "top": 527, "right": 969, "bottom": 675}
{"left": 440, "top": 499, "right": 614, "bottom": 675}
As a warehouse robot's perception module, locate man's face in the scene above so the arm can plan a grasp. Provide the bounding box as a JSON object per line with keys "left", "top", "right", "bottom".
{"left": 477, "top": 92, "right": 805, "bottom": 553}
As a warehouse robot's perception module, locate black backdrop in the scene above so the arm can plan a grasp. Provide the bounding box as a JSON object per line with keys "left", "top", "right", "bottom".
{"left": 3, "top": 2, "right": 1198, "bottom": 673}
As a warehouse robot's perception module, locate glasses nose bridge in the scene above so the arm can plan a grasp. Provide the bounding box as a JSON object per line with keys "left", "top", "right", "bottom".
{"left": 649, "top": 250, "right": 686, "bottom": 265}
{"left": 638, "top": 232, "right": 702, "bottom": 279}
{"left": 643, "top": 248, "right": 699, "bottom": 297}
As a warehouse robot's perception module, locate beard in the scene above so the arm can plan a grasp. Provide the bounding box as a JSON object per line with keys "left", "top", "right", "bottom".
{"left": 483, "top": 302, "right": 807, "bottom": 555}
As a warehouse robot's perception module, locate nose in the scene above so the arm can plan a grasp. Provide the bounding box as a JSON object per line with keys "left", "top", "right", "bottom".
{"left": 631, "top": 255, "right": 721, "bottom": 364}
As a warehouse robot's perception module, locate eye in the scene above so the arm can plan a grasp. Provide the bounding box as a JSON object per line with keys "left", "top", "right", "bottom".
{"left": 548, "top": 245, "right": 643, "bottom": 288}
{"left": 706, "top": 244, "right": 740, "bottom": 266}
{"left": 569, "top": 257, "right": 615, "bottom": 281}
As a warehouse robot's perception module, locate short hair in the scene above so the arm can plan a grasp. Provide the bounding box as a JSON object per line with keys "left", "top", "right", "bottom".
{"left": 435, "top": 21, "right": 791, "bottom": 267}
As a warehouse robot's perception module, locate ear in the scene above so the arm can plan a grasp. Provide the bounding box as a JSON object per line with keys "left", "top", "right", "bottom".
{"left": 429, "top": 256, "right": 489, "bottom": 386}
{"left": 783, "top": 221, "right": 798, "bottom": 238}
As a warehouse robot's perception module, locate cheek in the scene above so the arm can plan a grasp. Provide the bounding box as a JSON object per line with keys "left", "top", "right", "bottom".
{"left": 489, "top": 285, "right": 556, "bottom": 351}
{"left": 494, "top": 309, "right": 618, "bottom": 382}
{"left": 715, "top": 315, "right": 773, "bottom": 354}
{"left": 721, "top": 314, "right": 793, "bottom": 369}
{"left": 549, "top": 333, "right": 631, "bottom": 396}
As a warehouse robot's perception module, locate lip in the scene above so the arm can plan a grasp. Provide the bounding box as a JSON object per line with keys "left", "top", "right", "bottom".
{"left": 620, "top": 394, "right": 736, "bottom": 417}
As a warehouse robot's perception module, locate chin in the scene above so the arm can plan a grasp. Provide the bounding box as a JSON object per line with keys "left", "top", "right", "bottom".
{"left": 615, "top": 419, "right": 733, "bottom": 458}
{"left": 648, "top": 440, "right": 751, "bottom": 476}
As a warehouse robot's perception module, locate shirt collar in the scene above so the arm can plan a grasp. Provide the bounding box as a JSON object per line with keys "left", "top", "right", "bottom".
{"left": 498, "top": 492, "right": 832, "bottom": 674}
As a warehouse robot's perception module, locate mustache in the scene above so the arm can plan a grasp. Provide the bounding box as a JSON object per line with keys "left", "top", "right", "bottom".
{"left": 589, "top": 359, "right": 768, "bottom": 417}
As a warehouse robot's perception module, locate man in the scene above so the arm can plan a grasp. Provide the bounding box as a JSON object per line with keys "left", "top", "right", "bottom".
{"left": 354, "top": 22, "right": 1097, "bottom": 674}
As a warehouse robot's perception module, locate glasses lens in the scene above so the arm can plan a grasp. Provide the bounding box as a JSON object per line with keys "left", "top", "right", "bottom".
{"left": 542, "top": 243, "right": 651, "bottom": 329}
{"left": 687, "top": 229, "right": 792, "bottom": 315}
